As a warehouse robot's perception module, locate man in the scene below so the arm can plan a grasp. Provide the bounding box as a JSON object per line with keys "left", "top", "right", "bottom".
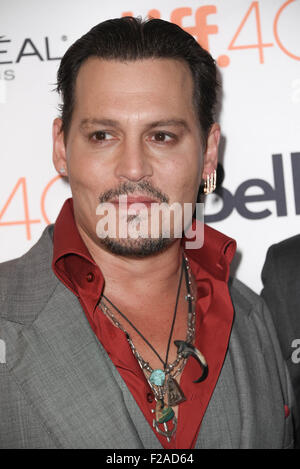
{"left": 261, "top": 235, "right": 300, "bottom": 447}
{"left": 0, "top": 17, "right": 295, "bottom": 449}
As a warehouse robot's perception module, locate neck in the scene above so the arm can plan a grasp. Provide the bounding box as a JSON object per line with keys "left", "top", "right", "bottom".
{"left": 77, "top": 225, "right": 184, "bottom": 295}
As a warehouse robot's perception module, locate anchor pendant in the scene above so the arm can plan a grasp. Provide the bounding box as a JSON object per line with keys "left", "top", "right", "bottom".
{"left": 151, "top": 399, "right": 177, "bottom": 442}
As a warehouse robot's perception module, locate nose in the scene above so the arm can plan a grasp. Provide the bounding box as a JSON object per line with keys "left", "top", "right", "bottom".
{"left": 114, "top": 137, "right": 153, "bottom": 182}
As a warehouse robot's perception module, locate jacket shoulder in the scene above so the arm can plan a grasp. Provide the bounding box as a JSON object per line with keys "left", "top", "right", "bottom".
{"left": 269, "top": 234, "right": 300, "bottom": 263}
{"left": 229, "top": 276, "right": 263, "bottom": 317}
{"left": 0, "top": 225, "right": 59, "bottom": 324}
{"left": 262, "top": 234, "right": 300, "bottom": 287}
{"left": 273, "top": 233, "right": 300, "bottom": 251}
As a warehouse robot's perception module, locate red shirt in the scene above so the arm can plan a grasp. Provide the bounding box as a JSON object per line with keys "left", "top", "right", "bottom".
{"left": 52, "top": 198, "right": 236, "bottom": 449}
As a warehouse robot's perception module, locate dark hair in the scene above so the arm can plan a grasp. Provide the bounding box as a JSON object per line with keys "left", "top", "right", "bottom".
{"left": 56, "top": 16, "right": 219, "bottom": 144}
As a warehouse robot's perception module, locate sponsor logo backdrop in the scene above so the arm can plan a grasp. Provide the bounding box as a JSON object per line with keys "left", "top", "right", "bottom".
{"left": 0, "top": 0, "right": 299, "bottom": 293}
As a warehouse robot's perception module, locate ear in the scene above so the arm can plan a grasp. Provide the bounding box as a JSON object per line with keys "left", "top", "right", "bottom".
{"left": 52, "top": 118, "right": 68, "bottom": 176}
{"left": 201, "top": 123, "right": 220, "bottom": 180}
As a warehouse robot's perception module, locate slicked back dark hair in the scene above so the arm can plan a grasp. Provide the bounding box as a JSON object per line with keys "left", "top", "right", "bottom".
{"left": 56, "top": 16, "right": 219, "bottom": 145}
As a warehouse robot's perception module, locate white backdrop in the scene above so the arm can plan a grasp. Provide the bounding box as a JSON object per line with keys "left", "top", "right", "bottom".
{"left": 0, "top": 0, "right": 299, "bottom": 293}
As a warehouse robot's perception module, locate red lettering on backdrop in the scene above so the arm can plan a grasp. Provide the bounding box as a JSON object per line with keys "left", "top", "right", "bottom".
{"left": 121, "top": 6, "right": 218, "bottom": 51}
{"left": 40, "top": 174, "right": 62, "bottom": 225}
{"left": 228, "top": 1, "right": 273, "bottom": 64}
{"left": 171, "top": 6, "right": 218, "bottom": 51}
{"left": 0, "top": 178, "right": 40, "bottom": 240}
{"left": 273, "top": 0, "right": 300, "bottom": 61}
{"left": 148, "top": 9, "right": 160, "bottom": 19}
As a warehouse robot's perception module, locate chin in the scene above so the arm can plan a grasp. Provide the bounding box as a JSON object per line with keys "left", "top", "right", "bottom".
{"left": 97, "top": 236, "right": 174, "bottom": 258}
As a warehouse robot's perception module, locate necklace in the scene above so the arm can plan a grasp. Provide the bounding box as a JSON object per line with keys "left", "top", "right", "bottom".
{"left": 99, "top": 253, "right": 207, "bottom": 442}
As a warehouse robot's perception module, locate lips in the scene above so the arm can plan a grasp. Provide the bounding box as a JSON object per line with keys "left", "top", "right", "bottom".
{"left": 110, "top": 195, "right": 160, "bottom": 208}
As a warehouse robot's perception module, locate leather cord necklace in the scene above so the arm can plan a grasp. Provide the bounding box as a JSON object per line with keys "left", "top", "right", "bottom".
{"left": 99, "top": 253, "right": 208, "bottom": 442}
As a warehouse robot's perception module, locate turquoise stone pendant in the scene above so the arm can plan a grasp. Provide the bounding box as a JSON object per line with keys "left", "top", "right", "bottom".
{"left": 149, "top": 369, "right": 165, "bottom": 386}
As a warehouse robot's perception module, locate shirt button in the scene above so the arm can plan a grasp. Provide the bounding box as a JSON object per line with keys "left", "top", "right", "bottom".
{"left": 86, "top": 272, "right": 95, "bottom": 282}
{"left": 284, "top": 405, "right": 290, "bottom": 418}
{"left": 146, "top": 392, "right": 154, "bottom": 403}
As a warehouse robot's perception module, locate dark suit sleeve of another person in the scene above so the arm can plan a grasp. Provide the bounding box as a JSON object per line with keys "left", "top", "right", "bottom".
{"left": 261, "top": 234, "right": 300, "bottom": 447}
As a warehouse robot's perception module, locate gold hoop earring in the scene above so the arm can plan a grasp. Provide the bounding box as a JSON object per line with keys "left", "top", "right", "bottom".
{"left": 203, "top": 170, "right": 217, "bottom": 195}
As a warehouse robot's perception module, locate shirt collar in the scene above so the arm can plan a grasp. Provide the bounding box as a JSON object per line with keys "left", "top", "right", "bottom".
{"left": 183, "top": 218, "right": 236, "bottom": 283}
{"left": 52, "top": 198, "right": 104, "bottom": 317}
{"left": 52, "top": 198, "right": 236, "bottom": 305}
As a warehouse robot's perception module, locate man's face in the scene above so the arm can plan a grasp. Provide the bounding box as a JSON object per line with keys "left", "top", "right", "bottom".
{"left": 53, "top": 57, "right": 218, "bottom": 256}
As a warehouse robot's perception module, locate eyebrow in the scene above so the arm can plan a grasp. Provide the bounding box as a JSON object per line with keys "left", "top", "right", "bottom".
{"left": 79, "top": 118, "right": 118, "bottom": 129}
{"left": 79, "top": 118, "right": 191, "bottom": 132}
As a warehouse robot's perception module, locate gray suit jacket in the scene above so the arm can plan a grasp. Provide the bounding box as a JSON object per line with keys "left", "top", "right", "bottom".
{"left": 261, "top": 234, "right": 300, "bottom": 447}
{"left": 0, "top": 226, "right": 295, "bottom": 448}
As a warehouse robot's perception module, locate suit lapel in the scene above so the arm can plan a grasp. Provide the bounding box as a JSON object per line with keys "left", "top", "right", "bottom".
{"left": 5, "top": 281, "right": 161, "bottom": 449}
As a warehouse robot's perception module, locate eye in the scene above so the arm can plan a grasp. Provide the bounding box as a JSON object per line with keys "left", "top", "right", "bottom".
{"left": 150, "top": 132, "right": 175, "bottom": 143}
{"left": 90, "top": 131, "right": 115, "bottom": 142}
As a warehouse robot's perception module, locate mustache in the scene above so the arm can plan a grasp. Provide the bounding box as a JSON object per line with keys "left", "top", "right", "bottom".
{"left": 98, "top": 181, "right": 169, "bottom": 204}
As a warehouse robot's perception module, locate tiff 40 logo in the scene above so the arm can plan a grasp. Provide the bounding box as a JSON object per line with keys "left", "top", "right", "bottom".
{"left": 0, "top": 175, "right": 63, "bottom": 240}
{"left": 123, "top": 0, "right": 300, "bottom": 67}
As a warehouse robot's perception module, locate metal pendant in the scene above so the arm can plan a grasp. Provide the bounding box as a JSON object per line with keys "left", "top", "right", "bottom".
{"left": 167, "top": 376, "right": 186, "bottom": 406}
{"left": 152, "top": 399, "right": 177, "bottom": 442}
